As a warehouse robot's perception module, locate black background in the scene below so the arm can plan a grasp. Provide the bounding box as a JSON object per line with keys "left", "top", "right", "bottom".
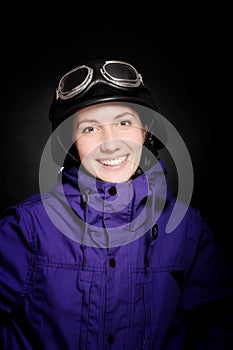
{"left": 0, "top": 6, "right": 231, "bottom": 265}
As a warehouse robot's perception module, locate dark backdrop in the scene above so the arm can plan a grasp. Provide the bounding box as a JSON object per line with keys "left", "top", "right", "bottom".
{"left": 0, "top": 7, "right": 231, "bottom": 265}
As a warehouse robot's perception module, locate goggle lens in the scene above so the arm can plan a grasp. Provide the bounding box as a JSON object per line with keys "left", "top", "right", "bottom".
{"left": 104, "top": 62, "right": 137, "bottom": 80}
{"left": 61, "top": 67, "right": 89, "bottom": 92}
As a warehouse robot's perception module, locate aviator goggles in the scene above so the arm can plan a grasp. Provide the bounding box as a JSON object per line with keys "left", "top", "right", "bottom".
{"left": 56, "top": 60, "right": 144, "bottom": 101}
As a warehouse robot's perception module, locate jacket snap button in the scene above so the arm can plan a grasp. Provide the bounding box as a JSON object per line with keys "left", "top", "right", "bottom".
{"left": 107, "top": 334, "right": 115, "bottom": 344}
{"left": 108, "top": 186, "right": 117, "bottom": 196}
{"left": 109, "top": 258, "right": 116, "bottom": 268}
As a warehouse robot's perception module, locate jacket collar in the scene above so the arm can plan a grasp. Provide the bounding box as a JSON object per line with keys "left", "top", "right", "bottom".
{"left": 50, "top": 160, "right": 173, "bottom": 247}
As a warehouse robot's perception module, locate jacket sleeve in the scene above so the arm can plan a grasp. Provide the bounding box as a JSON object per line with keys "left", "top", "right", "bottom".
{"left": 0, "top": 206, "right": 34, "bottom": 316}
{"left": 183, "top": 212, "right": 233, "bottom": 349}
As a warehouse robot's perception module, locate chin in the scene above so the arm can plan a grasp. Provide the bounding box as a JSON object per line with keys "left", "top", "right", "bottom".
{"left": 98, "top": 172, "right": 132, "bottom": 183}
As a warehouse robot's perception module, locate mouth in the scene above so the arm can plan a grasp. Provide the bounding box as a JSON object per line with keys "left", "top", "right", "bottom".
{"left": 98, "top": 155, "right": 128, "bottom": 167}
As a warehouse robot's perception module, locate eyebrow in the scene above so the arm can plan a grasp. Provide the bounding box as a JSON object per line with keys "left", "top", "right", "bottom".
{"left": 76, "top": 112, "right": 136, "bottom": 128}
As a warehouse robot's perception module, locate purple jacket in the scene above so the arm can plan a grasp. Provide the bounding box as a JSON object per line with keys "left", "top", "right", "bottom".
{"left": 1, "top": 161, "right": 233, "bottom": 349}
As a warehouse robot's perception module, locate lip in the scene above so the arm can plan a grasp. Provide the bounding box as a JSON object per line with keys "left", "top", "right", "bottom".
{"left": 97, "top": 154, "right": 129, "bottom": 168}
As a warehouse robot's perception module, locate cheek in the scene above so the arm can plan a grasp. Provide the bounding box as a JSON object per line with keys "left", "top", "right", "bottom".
{"left": 75, "top": 137, "right": 98, "bottom": 161}
{"left": 75, "top": 138, "right": 88, "bottom": 161}
{"left": 128, "top": 129, "right": 146, "bottom": 145}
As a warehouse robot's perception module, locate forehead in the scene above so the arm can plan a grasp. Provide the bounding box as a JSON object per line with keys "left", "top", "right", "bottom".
{"left": 74, "top": 102, "right": 140, "bottom": 122}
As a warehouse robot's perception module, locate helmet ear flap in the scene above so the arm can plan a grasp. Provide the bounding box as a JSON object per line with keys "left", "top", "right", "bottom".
{"left": 140, "top": 131, "right": 159, "bottom": 170}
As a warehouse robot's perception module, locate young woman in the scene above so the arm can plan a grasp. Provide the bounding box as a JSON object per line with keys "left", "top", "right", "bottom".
{"left": 1, "top": 59, "right": 233, "bottom": 349}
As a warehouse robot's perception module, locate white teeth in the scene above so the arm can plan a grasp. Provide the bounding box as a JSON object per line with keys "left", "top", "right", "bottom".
{"left": 100, "top": 156, "right": 127, "bottom": 166}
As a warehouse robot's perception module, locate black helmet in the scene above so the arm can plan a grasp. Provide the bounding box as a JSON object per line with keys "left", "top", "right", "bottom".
{"left": 49, "top": 59, "right": 167, "bottom": 168}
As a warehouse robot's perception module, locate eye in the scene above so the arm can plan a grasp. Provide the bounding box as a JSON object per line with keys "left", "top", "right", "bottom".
{"left": 82, "top": 126, "right": 99, "bottom": 133}
{"left": 119, "top": 120, "right": 132, "bottom": 127}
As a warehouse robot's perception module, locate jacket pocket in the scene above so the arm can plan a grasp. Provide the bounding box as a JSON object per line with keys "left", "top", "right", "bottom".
{"left": 24, "top": 260, "right": 103, "bottom": 350}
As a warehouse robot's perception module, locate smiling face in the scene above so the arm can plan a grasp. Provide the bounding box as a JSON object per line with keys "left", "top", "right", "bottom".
{"left": 72, "top": 102, "right": 147, "bottom": 183}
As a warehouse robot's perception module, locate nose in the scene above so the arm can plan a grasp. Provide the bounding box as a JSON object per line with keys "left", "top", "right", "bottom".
{"left": 100, "top": 124, "right": 122, "bottom": 153}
